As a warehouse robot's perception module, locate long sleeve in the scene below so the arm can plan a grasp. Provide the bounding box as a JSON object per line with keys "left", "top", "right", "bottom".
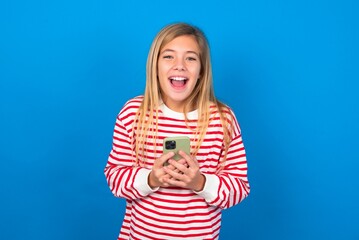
{"left": 106, "top": 98, "right": 250, "bottom": 240}
{"left": 195, "top": 110, "right": 250, "bottom": 209}
{"left": 104, "top": 111, "right": 157, "bottom": 200}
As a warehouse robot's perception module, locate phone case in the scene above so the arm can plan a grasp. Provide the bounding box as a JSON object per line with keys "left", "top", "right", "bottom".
{"left": 163, "top": 136, "right": 191, "bottom": 163}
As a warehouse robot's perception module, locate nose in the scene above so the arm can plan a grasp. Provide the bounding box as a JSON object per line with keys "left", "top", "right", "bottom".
{"left": 173, "top": 58, "right": 185, "bottom": 71}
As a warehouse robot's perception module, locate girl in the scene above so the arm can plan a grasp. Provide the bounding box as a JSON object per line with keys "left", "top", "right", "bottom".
{"left": 104, "top": 23, "right": 250, "bottom": 240}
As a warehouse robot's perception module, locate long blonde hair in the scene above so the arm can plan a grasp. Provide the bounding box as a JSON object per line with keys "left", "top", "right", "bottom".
{"left": 134, "top": 23, "right": 233, "bottom": 167}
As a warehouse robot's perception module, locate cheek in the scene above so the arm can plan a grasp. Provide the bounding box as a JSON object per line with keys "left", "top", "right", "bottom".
{"left": 194, "top": 62, "right": 201, "bottom": 74}
{"left": 158, "top": 75, "right": 167, "bottom": 90}
{"left": 193, "top": 65, "right": 201, "bottom": 79}
{"left": 157, "top": 63, "right": 168, "bottom": 80}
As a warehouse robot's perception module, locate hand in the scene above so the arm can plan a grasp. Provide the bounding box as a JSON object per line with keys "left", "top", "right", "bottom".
{"left": 148, "top": 152, "right": 186, "bottom": 189}
{"left": 163, "top": 150, "right": 206, "bottom": 192}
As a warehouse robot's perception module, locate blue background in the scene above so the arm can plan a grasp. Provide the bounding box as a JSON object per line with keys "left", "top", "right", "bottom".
{"left": 1, "top": 0, "right": 358, "bottom": 239}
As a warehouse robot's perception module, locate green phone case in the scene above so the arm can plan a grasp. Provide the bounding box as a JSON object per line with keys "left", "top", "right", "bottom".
{"left": 163, "top": 136, "right": 191, "bottom": 163}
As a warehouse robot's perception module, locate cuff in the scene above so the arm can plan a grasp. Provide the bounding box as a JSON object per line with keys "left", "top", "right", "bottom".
{"left": 133, "top": 168, "right": 159, "bottom": 196}
{"left": 193, "top": 173, "right": 219, "bottom": 203}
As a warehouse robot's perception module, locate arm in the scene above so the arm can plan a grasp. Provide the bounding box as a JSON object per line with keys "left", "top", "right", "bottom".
{"left": 164, "top": 133, "right": 250, "bottom": 209}
{"left": 104, "top": 115, "right": 156, "bottom": 200}
{"left": 197, "top": 133, "right": 250, "bottom": 209}
{"left": 163, "top": 108, "right": 250, "bottom": 209}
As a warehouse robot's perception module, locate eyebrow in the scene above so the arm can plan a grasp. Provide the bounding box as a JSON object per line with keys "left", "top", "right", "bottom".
{"left": 161, "top": 49, "right": 200, "bottom": 56}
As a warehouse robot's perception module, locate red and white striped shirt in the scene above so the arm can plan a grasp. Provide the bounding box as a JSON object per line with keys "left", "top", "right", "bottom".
{"left": 104, "top": 96, "right": 250, "bottom": 240}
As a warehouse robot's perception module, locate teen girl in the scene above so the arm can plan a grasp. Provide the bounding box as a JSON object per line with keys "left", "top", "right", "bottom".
{"left": 104, "top": 23, "right": 250, "bottom": 240}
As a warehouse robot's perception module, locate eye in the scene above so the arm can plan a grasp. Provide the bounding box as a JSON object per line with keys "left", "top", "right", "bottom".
{"left": 186, "top": 56, "right": 197, "bottom": 61}
{"left": 163, "top": 55, "right": 173, "bottom": 59}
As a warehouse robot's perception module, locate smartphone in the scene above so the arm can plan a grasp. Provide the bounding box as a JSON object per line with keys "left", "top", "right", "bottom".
{"left": 163, "top": 136, "right": 191, "bottom": 166}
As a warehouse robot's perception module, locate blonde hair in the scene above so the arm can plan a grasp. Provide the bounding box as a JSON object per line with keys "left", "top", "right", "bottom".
{"left": 134, "top": 23, "right": 233, "bottom": 167}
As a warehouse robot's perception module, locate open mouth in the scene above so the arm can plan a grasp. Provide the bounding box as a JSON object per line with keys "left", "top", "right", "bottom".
{"left": 169, "top": 76, "right": 188, "bottom": 88}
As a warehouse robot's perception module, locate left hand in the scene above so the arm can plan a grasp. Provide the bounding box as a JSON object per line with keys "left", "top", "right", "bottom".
{"left": 163, "top": 150, "right": 206, "bottom": 192}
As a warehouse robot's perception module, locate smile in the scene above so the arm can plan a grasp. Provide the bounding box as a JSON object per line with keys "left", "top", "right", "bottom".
{"left": 169, "top": 76, "right": 188, "bottom": 88}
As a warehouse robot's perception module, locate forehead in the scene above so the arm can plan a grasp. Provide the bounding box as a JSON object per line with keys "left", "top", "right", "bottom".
{"left": 161, "top": 35, "right": 200, "bottom": 54}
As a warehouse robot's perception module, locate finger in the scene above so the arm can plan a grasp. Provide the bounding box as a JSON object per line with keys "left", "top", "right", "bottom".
{"left": 177, "top": 158, "right": 187, "bottom": 165}
{"left": 156, "top": 151, "right": 175, "bottom": 166}
{"left": 177, "top": 158, "right": 189, "bottom": 168}
{"left": 161, "top": 177, "right": 171, "bottom": 187}
{"left": 163, "top": 177, "right": 185, "bottom": 188}
{"left": 172, "top": 167, "right": 182, "bottom": 174}
{"left": 178, "top": 150, "right": 191, "bottom": 159}
{"left": 166, "top": 158, "right": 183, "bottom": 171}
{"left": 169, "top": 159, "right": 187, "bottom": 170}
{"left": 163, "top": 172, "right": 178, "bottom": 180}
{"left": 164, "top": 166, "right": 185, "bottom": 180}
{"left": 178, "top": 150, "right": 197, "bottom": 169}
{"left": 168, "top": 159, "right": 189, "bottom": 173}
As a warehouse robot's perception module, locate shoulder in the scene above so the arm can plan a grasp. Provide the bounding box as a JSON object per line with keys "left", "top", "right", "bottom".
{"left": 120, "top": 95, "right": 143, "bottom": 113}
{"left": 209, "top": 101, "right": 236, "bottom": 120}
{"left": 118, "top": 95, "right": 143, "bottom": 119}
{"left": 209, "top": 101, "right": 241, "bottom": 134}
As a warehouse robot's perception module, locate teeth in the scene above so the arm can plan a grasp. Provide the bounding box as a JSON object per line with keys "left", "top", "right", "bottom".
{"left": 170, "top": 77, "right": 187, "bottom": 81}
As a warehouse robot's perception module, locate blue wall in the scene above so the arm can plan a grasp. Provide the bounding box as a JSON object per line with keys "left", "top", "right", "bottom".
{"left": 1, "top": 0, "right": 358, "bottom": 239}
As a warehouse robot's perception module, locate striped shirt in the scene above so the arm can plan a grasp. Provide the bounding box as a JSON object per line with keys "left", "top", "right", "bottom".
{"left": 104, "top": 96, "right": 250, "bottom": 240}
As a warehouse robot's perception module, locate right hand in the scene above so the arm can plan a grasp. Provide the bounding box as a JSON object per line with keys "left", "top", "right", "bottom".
{"left": 148, "top": 152, "right": 186, "bottom": 189}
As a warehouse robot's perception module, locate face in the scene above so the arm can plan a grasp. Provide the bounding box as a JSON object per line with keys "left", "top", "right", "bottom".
{"left": 157, "top": 35, "right": 201, "bottom": 112}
